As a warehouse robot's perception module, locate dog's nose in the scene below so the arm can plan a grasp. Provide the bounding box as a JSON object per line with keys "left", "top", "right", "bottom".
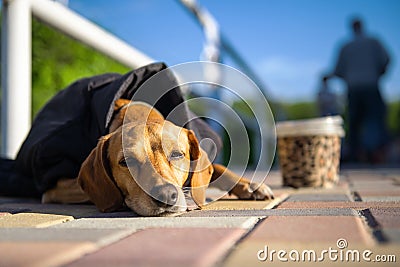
{"left": 151, "top": 184, "right": 178, "bottom": 208}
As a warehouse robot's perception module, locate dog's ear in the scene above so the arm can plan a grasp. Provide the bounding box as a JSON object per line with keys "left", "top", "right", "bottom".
{"left": 187, "top": 130, "right": 200, "bottom": 161}
{"left": 187, "top": 130, "right": 213, "bottom": 207}
{"left": 77, "top": 134, "right": 124, "bottom": 212}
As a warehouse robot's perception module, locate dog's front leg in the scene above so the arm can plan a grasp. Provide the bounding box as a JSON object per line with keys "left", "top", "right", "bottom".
{"left": 210, "top": 164, "right": 274, "bottom": 200}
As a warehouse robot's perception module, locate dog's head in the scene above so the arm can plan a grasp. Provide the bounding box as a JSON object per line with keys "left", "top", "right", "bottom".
{"left": 77, "top": 102, "right": 213, "bottom": 216}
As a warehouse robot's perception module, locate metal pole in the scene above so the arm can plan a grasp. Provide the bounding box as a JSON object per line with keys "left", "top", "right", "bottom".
{"left": 1, "top": 0, "right": 32, "bottom": 159}
{"left": 178, "top": 0, "right": 277, "bottom": 170}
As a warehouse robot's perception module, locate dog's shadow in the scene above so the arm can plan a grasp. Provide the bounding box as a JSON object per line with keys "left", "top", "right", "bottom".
{"left": 0, "top": 197, "right": 140, "bottom": 218}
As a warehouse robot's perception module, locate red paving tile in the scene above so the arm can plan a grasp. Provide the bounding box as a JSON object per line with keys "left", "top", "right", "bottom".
{"left": 245, "top": 216, "right": 374, "bottom": 245}
{"left": 0, "top": 212, "right": 10, "bottom": 216}
{"left": 65, "top": 228, "right": 247, "bottom": 267}
{"left": 356, "top": 189, "right": 400, "bottom": 197}
{"left": 369, "top": 207, "right": 400, "bottom": 228}
{"left": 0, "top": 241, "right": 95, "bottom": 267}
{"left": 277, "top": 201, "right": 400, "bottom": 209}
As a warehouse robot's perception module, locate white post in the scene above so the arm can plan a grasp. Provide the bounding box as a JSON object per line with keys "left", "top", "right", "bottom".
{"left": 1, "top": 0, "right": 32, "bottom": 159}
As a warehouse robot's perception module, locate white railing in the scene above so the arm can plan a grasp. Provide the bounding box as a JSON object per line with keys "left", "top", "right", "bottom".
{"left": 1, "top": 0, "right": 155, "bottom": 159}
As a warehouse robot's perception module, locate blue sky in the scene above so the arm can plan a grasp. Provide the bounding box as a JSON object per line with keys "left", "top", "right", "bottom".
{"left": 69, "top": 0, "right": 400, "bottom": 102}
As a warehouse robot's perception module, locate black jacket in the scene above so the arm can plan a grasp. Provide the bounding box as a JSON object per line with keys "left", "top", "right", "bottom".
{"left": 1, "top": 62, "right": 221, "bottom": 197}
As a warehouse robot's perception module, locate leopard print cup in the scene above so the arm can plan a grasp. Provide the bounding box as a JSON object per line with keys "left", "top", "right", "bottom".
{"left": 277, "top": 135, "right": 341, "bottom": 188}
{"left": 276, "top": 116, "right": 344, "bottom": 188}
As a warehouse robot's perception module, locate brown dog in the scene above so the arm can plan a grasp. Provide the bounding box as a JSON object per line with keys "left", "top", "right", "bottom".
{"left": 42, "top": 100, "right": 273, "bottom": 216}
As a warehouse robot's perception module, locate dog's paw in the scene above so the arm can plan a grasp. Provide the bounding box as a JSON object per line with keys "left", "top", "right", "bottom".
{"left": 250, "top": 182, "right": 274, "bottom": 200}
{"left": 230, "top": 180, "right": 274, "bottom": 200}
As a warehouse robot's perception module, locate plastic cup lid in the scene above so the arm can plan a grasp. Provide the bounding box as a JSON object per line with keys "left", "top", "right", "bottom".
{"left": 276, "top": 116, "right": 345, "bottom": 137}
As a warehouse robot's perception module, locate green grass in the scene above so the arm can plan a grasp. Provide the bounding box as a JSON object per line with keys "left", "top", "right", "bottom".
{"left": 31, "top": 18, "right": 130, "bottom": 117}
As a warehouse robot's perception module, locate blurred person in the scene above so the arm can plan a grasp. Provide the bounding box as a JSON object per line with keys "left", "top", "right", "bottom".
{"left": 324, "top": 17, "right": 390, "bottom": 163}
{"left": 317, "top": 76, "right": 340, "bottom": 116}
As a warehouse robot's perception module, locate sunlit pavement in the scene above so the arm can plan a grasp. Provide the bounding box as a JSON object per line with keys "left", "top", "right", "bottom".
{"left": 0, "top": 169, "right": 399, "bottom": 267}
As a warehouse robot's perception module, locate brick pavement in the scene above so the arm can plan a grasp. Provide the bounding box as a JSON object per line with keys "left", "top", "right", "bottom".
{"left": 0, "top": 169, "right": 399, "bottom": 267}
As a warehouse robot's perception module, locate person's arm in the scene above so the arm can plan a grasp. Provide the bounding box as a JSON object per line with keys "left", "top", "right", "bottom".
{"left": 324, "top": 45, "right": 346, "bottom": 81}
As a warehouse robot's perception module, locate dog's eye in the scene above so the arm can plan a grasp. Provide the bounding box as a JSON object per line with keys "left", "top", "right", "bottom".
{"left": 119, "top": 157, "right": 138, "bottom": 167}
{"left": 169, "top": 150, "right": 184, "bottom": 161}
{"left": 119, "top": 158, "right": 128, "bottom": 167}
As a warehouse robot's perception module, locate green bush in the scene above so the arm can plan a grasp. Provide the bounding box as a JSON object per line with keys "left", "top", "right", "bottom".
{"left": 280, "top": 102, "right": 319, "bottom": 121}
{"left": 31, "top": 18, "right": 130, "bottom": 117}
{"left": 387, "top": 101, "right": 400, "bottom": 135}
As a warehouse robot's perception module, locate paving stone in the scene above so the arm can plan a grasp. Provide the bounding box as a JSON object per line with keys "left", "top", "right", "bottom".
{"left": 289, "top": 186, "right": 350, "bottom": 195}
{"left": 224, "top": 217, "right": 376, "bottom": 266}
{"left": 382, "top": 229, "right": 400, "bottom": 243}
{"left": 286, "top": 194, "right": 351, "bottom": 202}
{"left": 203, "top": 199, "right": 282, "bottom": 210}
{"left": 0, "top": 242, "right": 95, "bottom": 267}
{"left": 245, "top": 216, "right": 375, "bottom": 245}
{"left": 224, "top": 241, "right": 399, "bottom": 267}
{"left": 182, "top": 208, "right": 359, "bottom": 217}
{"left": 51, "top": 216, "right": 263, "bottom": 229}
{"left": 342, "top": 170, "right": 396, "bottom": 178}
{"left": 368, "top": 208, "right": 400, "bottom": 228}
{"left": 352, "top": 185, "right": 399, "bottom": 193}
{"left": 277, "top": 201, "right": 400, "bottom": 210}
{"left": 342, "top": 174, "right": 383, "bottom": 181}
{"left": 361, "top": 196, "right": 400, "bottom": 202}
{"left": 0, "top": 213, "right": 74, "bottom": 228}
{"left": 0, "top": 228, "right": 134, "bottom": 247}
{"left": 275, "top": 208, "right": 360, "bottom": 216}
{"left": 65, "top": 228, "right": 247, "bottom": 267}
{"left": 358, "top": 245, "right": 400, "bottom": 265}
{"left": 346, "top": 175, "right": 390, "bottom": 182}
{"left": 349, "top": 180, "right": 396, "bottom": 189}
{"left": 356, "top": 189, "right": 400, "bottom": 197}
